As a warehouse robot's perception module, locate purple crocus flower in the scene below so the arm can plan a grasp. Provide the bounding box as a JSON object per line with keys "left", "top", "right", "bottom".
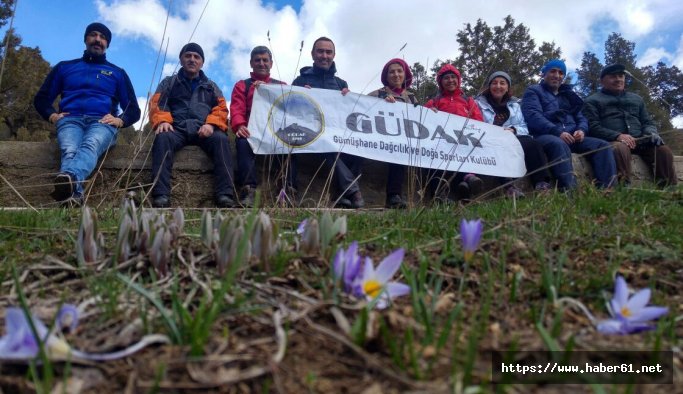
{"left": 296, "top": 219, "right": 308, "bottom": 235}
{"left": 277, "top": 188, "right": 288, "bottom": 206}
{"left": 0, "top": 305, "right": 170, "bottom": 361}
{"left": 460, "top": 219, "right": 483, "bottom": 262}
{"left": 596, "top": 276, "right": 668, "bottom": 335}
{"left": 358, "top": 248, "right": 410, "bottom": 309}
{"left": 0, "top": 305, "right": 77, "bottom": 360}
{"left": 332, "top": 241, "right": 362, "bottom": 295}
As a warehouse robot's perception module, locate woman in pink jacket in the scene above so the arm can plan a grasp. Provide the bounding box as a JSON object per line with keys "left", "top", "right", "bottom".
{"left": 368, "top": 58, "right": 418, "bottom": 209}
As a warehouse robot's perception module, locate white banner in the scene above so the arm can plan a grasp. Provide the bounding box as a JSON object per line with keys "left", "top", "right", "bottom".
{"left": 247, "top": 84, "right": 526, "bottom": 177}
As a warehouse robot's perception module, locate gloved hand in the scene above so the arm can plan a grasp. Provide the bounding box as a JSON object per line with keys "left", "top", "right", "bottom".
{"left": 650, "top": 132, "right": 664, "bottom": 146}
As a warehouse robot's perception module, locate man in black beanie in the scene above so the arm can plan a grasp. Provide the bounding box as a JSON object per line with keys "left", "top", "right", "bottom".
{"left": 34, "top": 22, "right": 140, "bottom": 206}
{"left": 84, "top": 22, "right": 112, "bottom": 48}
{"left": 584, "top": 64, "right": 678, "bottom": 187}
{"left": 149, "top": 43, "right": 236, "bottom": 208}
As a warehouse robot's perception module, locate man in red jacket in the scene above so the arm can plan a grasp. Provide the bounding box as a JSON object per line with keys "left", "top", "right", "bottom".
{"left": 230, "top": 46, "right": 295, "bottom": 207}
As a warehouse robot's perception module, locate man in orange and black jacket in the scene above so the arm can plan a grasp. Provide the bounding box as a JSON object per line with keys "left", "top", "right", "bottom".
{"left": 149, "top": 43, "right": 235, "bottom": 208}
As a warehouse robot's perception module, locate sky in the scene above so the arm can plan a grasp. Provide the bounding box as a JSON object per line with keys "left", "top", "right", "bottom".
{"left": 4, "top": 0, "right": 683, "bottom": 128}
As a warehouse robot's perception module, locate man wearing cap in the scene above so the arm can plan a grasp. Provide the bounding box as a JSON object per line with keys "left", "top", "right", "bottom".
{"left": 522, "top": 59, "right": 617, "bottom": 190}
{"left": 230, "top": 46, "right": 295, "bottom": 207}
{"left": 293, "top": 37, "right": 364, "bottom": 209}
{"left": 149, "top": 43, "right": 235, "bottom": 208}
{"left": 584, "top": 64, "right": 677, "bottom": 187}
{"left": 34, "top": 22, "right": 141, "bottom": 206}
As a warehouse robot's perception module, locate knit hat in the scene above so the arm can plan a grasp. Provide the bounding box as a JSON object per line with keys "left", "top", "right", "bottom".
{"left": 436, "top": 64, "right": 461, "bottom": 91}
{"left": 541, "top": 59, "right": 566, "bottom": 76}
{"left": 600, "top": 64, "right": 626, "bottom": 78}
{"left": 179, "top": 43, "right": 205, "bottom": 62}
{"left": 381, "top": 58, "right": 413, "bottom": 89}
{"left": 486, "top": 71, "right": 511, "bottom": 87}
{"left": 84, "top": 23, "right": 112, "bottom": 47}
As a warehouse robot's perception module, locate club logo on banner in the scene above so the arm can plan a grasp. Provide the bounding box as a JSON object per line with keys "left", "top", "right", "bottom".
{"left": 248, "top": 84, "right": 526, "bottom": 178}
{"left": 268, "top": 92, "right": 325, "bottom": 148}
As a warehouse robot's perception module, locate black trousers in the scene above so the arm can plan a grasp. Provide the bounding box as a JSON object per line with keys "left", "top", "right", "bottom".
{"left": 322, "top": 152, "right": 362, "bottom": 198}
{"left": 151, "top": 129, "right": 234, "bottom": 198}
{"left": 235, "top": 137, "right": 298, "bottom": 190}
{"left": 496, "top": 135, "right": 551, "bottom": 186}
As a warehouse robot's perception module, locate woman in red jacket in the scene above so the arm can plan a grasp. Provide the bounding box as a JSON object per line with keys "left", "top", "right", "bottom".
{"left": 425, "top": 64, "right": 485, "bottom": 202}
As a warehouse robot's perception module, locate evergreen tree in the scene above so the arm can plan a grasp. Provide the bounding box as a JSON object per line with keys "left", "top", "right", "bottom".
{"left": 641, "top": 62, "right": 683, "bottom": 118}
{"left": 453, "top": 15, "right": 563, "bottom": 96}
{"left": 0, "top": 0, "right": 14, "bottom": 28}
{"left": 409, "top": 62, "right": 437, "bottom": 104}
{"left": 575, "top": 51, "right": 602, "bottom": 96}
{"left": 0, "top": 29, "right": 51, "bottom": 139}
{"left": 452, "top": 18, "right": 494, "bottom": 95}
{"left": 604, "top": 32, "right": 636, "bottom": 68}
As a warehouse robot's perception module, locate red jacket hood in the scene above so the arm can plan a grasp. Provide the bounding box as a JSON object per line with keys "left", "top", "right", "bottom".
{"left": 436, "top": 64, "right": 462, "bottom": 94}
{"left": 380, "top": 58, "right": 413, "bottom": 89}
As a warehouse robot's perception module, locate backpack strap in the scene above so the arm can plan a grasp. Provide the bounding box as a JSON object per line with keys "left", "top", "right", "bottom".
{"left": 244, "top": 77, "right": 282, "bottom": 94}
{"left": 408, "top": 93, "right": 418, "bottom": 106}
{"left": 377, "top": 88, "right": 388, "bottom": 100}
{"left": 243, "top": 78, "right": 254, "bottom": 95}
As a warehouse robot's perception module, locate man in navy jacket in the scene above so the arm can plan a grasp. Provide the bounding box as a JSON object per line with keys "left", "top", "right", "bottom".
{"left": 34, "top": 22, "right": 140, "bottom": 205}
{"left": 522, "top": 59, "right": 616, "bottom": 190}
{"left": 292, "top": 37, "right": 364, "bottom": 209}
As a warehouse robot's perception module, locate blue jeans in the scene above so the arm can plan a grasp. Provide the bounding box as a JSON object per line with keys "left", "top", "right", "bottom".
{"left": 56, "top": 116, "right": 118, "bottom": 196}
{"left": 535, "top": 134, "right": 617, "bottom": 189}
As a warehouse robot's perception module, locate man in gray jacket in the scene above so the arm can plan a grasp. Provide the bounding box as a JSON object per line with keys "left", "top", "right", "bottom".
{"left": 584, "top": 64, "right": 677, "bottom": 186}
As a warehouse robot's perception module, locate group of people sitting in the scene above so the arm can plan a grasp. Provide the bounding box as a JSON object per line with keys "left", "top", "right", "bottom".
{"left": 33, "top": 22, "right": 678, "bottom": 209}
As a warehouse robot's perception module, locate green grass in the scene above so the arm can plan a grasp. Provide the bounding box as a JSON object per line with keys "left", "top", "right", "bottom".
{"left": 0, "top": 186, "right": 681, "bottom": 393}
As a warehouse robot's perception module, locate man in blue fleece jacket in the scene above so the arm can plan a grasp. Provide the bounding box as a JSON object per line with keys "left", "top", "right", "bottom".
{"left": 34, "top": 22, "right": 140, "bottom": 205}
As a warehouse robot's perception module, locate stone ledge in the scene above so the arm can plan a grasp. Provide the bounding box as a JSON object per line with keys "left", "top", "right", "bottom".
{"left": 1, "top": 141, "right": 681, "bottom": 208}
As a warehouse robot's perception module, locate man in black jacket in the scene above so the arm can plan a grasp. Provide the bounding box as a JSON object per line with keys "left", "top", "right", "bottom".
{"left": 584, "top": 64, "right": 677, "bottom": 186}
{"left": 292, "top": 37, "right": 364, "bottom": 208}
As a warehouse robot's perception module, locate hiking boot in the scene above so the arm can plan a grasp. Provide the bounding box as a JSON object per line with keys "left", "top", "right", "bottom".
{"left": 216, "top": 194, "right": 236, "bottom": 208}
{"left": 433, "top": 192, "right": 456, "bottom": 205}
{"left": 335, "top": 197, "right": 353, "bottom": 209}
{"left": 52, "top": 173, "right": 74, "bottom": 201}
{"left": 464, "top": 174, "right": 483, "bottom": 197}
{"left": 152, "top": 195, "right": 170, "bottom": 208}
{"left": 455, "top": 181, "right": 471, "bottom": 200}
{"left": 61, "top": 194, "right": 83, "bottom": 208}
{"left": 534, "top": 181, "right": 552, "bottom": 192}
{"left": 505, "top": 185, "right": 525, "bottom": 199}
{"left": 386, "top": 194, "right": 407, "bottom": 209}
{"left": 350, "top": 191, "right": 365, "bottom": 209}
{"left": 239, "top": 185, "right": 256, "bottom": 208}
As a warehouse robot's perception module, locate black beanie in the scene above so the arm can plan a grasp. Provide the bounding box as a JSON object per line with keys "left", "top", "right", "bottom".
{"left": 84, "top": 23, "right": 112, "bottom": 47}
{"left": 179, "top": 43, "right": 205, "bottom": 62}
{"left": 600, "top": 64, "right": 626, "bottom": 79}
